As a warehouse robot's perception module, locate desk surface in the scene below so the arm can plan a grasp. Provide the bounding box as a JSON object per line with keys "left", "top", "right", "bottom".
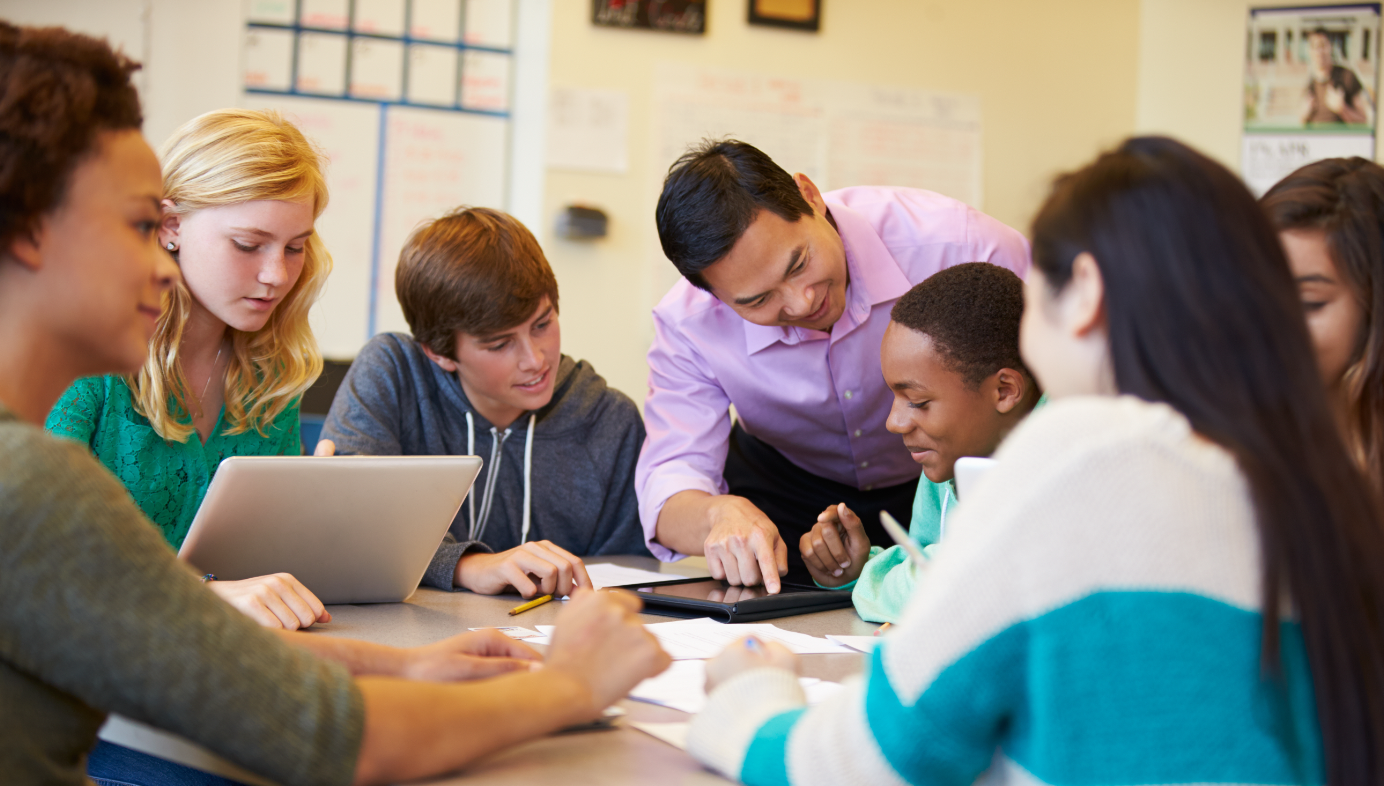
{"left": 108, "top": 556, "right": 878, "bottom": 785}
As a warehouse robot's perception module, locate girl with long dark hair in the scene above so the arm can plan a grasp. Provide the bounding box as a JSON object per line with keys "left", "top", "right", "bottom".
{"left": 1262, "top": 157, "right": 1384, "bottom": 499}
{"left": 685, "top": 137, "right": 1384, "bottom": 786}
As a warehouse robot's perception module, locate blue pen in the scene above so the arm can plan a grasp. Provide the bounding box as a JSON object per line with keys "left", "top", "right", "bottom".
{"left": 744, "top": 636, "right": 763, "bottom": 653}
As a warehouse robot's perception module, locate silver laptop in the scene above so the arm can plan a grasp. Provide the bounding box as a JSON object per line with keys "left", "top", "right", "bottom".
{"left": 179, "top": 455, "right": 482, "bottom": 604}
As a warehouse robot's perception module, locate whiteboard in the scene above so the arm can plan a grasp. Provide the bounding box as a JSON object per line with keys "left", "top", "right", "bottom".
{"left": 373, "top": 105, "right": 509, "bottom": 336}
{"left": 243, "top": 95, "right": 382, "bottom": 359}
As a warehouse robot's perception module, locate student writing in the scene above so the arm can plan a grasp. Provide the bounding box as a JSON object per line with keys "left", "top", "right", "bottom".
{"left": 801, "top": 263, "right": 1043, "bottom": 623}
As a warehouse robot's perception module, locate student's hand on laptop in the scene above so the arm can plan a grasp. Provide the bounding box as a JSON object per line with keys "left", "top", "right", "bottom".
{"left": 400, "top": 629, "right": 543, "bottom": 681}
{"left": 207, "top": 573, "right": 331, "bottom": 630}
{"left": 312, "top": 439, "right": 335, "bottom": 456}
{"left": 800, "top": 503, "right": 872, "bottom": 587}
{"left": 544, "top": 589, "right": 671, "bottom": 716}
{"left": 703, "top": 496, "right": 788, "bottom": 594}
{"left": 455, "top": 541, "right": 593, "bottom": 598}
{"left": 704, "top": 636, "right": 799, "bottom": 693}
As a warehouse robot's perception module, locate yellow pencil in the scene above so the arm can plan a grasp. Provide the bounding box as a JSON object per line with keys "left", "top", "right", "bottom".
{"left": 508, "top": 594, "right": 554, "bottom": 616}
{"left": 874, "top": 622, "right": 892, "bottom": 637}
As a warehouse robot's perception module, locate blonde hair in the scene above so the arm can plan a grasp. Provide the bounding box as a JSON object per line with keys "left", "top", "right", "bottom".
{"left": 132, "top": 108, "right": 331, "bottom": 442}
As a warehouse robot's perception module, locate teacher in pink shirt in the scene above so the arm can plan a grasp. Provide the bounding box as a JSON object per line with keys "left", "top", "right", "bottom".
{"left": 637, "top": 140, "right": 1030, "bottom": 591}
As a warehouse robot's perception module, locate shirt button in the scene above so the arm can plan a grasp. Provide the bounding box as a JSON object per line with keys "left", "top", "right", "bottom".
{"left": 844, "top": 390, "right": 854, "bottom": 400}
{"left": 853, "top": 429, "right": 862, "bottom": 437}
{"left": 860, "top": 460, "right": 869, "bottom": 468}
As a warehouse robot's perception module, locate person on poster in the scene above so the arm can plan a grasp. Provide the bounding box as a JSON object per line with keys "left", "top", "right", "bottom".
{"left": 1301, "top": 27, "right": 1374, "bottom": 125}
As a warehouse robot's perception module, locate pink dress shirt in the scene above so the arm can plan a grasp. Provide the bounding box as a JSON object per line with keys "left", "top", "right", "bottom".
{"left": 637, "top": 186, "right": 1031, "bottom": 560}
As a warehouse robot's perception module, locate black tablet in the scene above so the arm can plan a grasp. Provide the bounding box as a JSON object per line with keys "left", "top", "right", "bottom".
{"left": 612, "top": 577, "right": 853, "bottom": 623}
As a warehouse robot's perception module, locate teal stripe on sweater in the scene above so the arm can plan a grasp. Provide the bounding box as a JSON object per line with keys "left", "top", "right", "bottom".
{"left": 742, "top": 708, "right": 807, "bottom": 786}
{"left": 858, "top": 591, "right": 1323, "bottom": 785}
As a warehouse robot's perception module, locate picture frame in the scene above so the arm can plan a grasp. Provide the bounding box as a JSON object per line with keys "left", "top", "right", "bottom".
{"left": 592, "top": 0, "right": 707, "bottom": 35}
{"left": 747, "top": 0, "right": 821, "bottom": 32}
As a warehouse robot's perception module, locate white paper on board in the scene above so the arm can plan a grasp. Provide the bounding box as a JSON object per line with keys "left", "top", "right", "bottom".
{"left": 353, "top": 0, "right": 406, "bottom": 37}
{"left": 300, "top": 0, "right": 349, "bottom": 29}
{"left": 350, "top": 38, "right": 404, "bottom": 102}
{"left": 547, "top": 87, "right": 630, "bottom": 174}
{"left": 243, "top": 28, "right": 294, "bottom": 92}
{"left": 296, "top": 32, "right": 348, "bottom": 96}
{"left": 464, "top": 0, "right": 514, "bottom": 48}
{"left": 407, "top": 44, "right": 460, "bottom": 107}
{"left": 461, "top": 50, "right": 511, "bottom": 112}
{"left": 247, "top": 0, "right": 296, "bottom": 25}
{"left": 1241, "top": 133, "right": 1376, "bottom": 196}
{"left": 411, "top": 0, "right": 463, "bottom": 42}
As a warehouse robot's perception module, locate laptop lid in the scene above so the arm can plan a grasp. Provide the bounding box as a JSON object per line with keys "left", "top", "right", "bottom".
{"left": 179, "top": 455, "right": 482, "bottom": 604}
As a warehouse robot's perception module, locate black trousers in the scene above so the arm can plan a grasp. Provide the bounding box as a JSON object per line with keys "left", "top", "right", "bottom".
{"left": 723, "top": 422, "right": 918, "bottom": 584}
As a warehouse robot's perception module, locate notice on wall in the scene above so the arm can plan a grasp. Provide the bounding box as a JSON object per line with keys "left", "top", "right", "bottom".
{"left": 1243, "top": 4, "right": 1380, "bottom": 194}
{"left": 547, "top": 87, "right": 630, "bottom": 174}
{"left": 648, "top": 63, "right": 983, "bottom": 306}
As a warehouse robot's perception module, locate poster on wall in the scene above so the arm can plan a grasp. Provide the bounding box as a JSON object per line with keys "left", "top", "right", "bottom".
{"left": 1243, "top": 4, "right": 1380, "bottom": 194}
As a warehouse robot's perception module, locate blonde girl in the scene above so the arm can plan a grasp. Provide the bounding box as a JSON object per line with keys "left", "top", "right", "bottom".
{"left": 47, "top": 108, "right": 333, "bottom": 630}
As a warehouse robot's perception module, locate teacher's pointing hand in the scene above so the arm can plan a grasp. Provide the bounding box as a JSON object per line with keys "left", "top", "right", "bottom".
{"left": 703, "top": 495, "right": 788, "bottom": 593}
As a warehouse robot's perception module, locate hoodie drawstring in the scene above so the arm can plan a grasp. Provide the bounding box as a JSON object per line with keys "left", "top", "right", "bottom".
{"left": 465, "top": 410, "right": 535, "bottom": 545}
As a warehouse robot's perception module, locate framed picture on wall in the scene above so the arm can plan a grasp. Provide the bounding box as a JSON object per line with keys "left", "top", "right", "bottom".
{"left": 592, "top": 0, "right": 706, "bottom": 35}
{"left": 747, "top": 0, "right": 821, "bottom": 32}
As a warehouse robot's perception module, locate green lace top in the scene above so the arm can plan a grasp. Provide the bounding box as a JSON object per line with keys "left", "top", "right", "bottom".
{"left": 45, "top": 375, "right": 303, "bottom": 549}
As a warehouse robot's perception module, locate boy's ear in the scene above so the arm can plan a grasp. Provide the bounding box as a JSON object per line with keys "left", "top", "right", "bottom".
{"left": 992, "top": 367, "right": 1027, "bottom": 415}
{"left": 419, "top": 342, "right": 460, "bottom": 373}
{"left": 793, "top": 172, "right": 829, "bottom": 218}
{"left": 5, "top": 227, "right": 44, "bottom": 272}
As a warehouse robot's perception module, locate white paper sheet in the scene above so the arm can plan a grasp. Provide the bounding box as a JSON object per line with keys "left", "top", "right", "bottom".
{"left": 468, "top": 626, "right": 543, "bottom": 640}
{"left": 643, "top": 617, "right": 855, "bottom": 659}
{"left": 407, "top": 44, "right": 460, "bottom": 107}
{"left": 410, "top": 0, "right": 463, "bottom": 41}
{"left": 352, "top": 0, "right": 405, "bottom": 36}
{"left": 825, "top": 635, "right": 878, "bottom": 653}
{"left": 628, "top": 659, "right": 840, "bottom": 714}
{"left": 584, "top": 562, "right": 688, "bottom": 590}
{"left": 295, "top": 32, "right": 348, "bottom": 95}
{"left": 547, "top": 87, "right": 629, "bottom": 174}
{"left": 349, "top": 38, "right": 404, "bottom": 101}
{"left": 300, "top": 0, "right": 349, "bottom": 29}
{"left": 243, "top": 28, "right": 294, "bottom": 92}
{"left": 628, "top": 721, "right": 690, "bottom": 750}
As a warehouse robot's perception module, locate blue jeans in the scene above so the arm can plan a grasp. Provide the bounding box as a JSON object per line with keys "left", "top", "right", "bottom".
{"left": 87, "top": 741, "right": 249, "bottom": 786}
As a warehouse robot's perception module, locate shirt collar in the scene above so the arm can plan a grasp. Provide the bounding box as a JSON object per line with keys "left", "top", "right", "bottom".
{"left": 742, "top": 198, "right": 912, "bottom": 355}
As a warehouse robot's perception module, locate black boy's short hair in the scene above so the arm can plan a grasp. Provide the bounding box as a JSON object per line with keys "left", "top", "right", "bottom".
{"left": 891, "top": 262, "right": 1033, "bottom": 389}
{"left": 655, "top": 139, "right": 813, "bottom": 291}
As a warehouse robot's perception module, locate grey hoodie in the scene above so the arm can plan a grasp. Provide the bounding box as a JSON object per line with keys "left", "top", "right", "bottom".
{"left": 322, "top": 333, "right": 649, "bottom": 590}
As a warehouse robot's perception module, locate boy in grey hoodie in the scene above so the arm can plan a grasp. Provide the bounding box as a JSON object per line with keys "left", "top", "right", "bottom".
{"left": 320, "top": 208, "right": 648, "bottom": 597}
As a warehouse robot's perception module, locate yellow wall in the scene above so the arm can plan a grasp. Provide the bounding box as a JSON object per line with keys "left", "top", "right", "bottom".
{"left": 542, "top": 0, "right": 1142, "bottom": 408}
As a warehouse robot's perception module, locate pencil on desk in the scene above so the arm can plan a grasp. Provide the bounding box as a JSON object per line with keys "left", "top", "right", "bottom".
{"left": 874, "top": 622, "right": 892, "bottom": 637}
{"left": 508, "top": 594, "right": 554, "bottom": 616}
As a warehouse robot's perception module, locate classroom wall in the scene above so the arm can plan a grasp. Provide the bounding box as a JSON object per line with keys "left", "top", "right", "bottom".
{"left": 540, "top": 0, "right": 1142, "bottom": 410}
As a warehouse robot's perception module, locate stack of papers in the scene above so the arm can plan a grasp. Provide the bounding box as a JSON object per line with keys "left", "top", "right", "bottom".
{"left": 628, "top": 659, "right": 843, "bottom": 714}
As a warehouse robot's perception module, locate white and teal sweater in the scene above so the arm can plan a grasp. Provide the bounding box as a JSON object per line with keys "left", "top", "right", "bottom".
{"left": 689, "top": 396, "right": 1322, "bottom": 786}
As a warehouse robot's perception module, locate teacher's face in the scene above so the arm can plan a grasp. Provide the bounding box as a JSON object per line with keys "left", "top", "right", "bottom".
{"left": 699, "top": 174, "right": 848, "bottom": 332}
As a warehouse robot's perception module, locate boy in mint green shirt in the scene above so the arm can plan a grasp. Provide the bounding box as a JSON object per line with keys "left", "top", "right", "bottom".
{"left": 800, "top": 263, "right": 1043, "bottom": 622}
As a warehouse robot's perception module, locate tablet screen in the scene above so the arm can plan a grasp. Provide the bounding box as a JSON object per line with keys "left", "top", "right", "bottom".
{"left": 632, "top": 579, "right": 829, "bottom": 603}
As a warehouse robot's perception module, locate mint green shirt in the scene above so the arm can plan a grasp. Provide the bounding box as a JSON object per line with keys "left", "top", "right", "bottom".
{"left": 45, "top": 375, "right": 303, "bottom": 550}
{"left": 851, "top": 394, "right": 1049, "bottom": 623}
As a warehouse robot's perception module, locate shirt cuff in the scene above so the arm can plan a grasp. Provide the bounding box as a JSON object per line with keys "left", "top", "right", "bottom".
{"left": 688, "top": 667, "right": 806, "bottom": 780}
{"left": 638, "top": 463, "right": 728, "bottom": 562}
{"left": 423, "top": 539, "right": 493, "bottom": 591}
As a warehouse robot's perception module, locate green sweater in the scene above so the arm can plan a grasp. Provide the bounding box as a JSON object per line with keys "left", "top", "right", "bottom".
{"left": 45, "top": 375, "right": 302, "bottom": 549}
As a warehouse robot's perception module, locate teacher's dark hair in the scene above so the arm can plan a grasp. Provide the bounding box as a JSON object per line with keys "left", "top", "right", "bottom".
{"left": 655, "top": 139, "right": 813, "bottom": 291}
{"left": 0, "top": 22, "right": 142, "bottom": 251}
{"left": 1031, "top": 136, "right": 1384, "bottom": 786}
{"left": 1262, "top": 157, "right": 1384, "bottom": 498}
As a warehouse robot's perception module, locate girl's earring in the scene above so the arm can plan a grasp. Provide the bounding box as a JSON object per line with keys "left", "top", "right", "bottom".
{"left": 166, "top": 241, "right": 178, "bottom": 252}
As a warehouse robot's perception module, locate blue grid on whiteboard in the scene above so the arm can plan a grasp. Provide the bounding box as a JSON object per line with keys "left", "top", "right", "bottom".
{"left": 243, "top": 0, "right": 513, "bottom": 117}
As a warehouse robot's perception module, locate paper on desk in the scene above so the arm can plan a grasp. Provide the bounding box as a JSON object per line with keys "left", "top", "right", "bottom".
{"left": 826, "top": 635, "right": 879, "bottom": 653}
{"left": 629, "top": 659, "right": 841, "bottom": 714}
{"left": 584, "top": 562, "right": 688, "bottom": 590}
{"left": 644, "top": 617, "right": 855, "bottom": 659}
{"left": 468, "top": 626, "right": 543, "bottom": 640}
{"left": 529, "top": 618, "right": 854, "bottom": 657}
{"left": 629, "top": 721, "right": 690, "bottom": 750}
